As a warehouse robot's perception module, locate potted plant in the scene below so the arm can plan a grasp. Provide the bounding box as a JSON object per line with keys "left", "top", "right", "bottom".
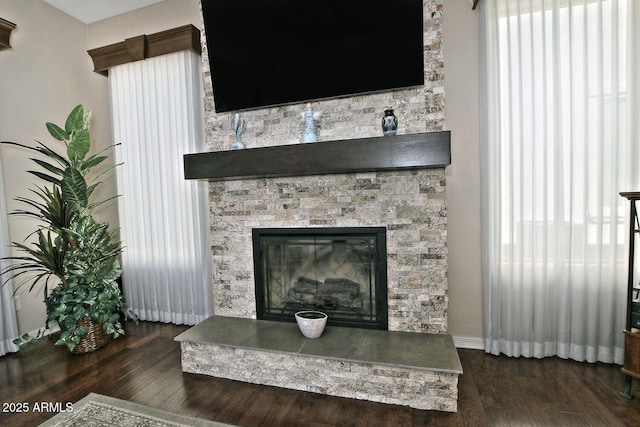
{"left": 1, "top": 104, "right": 135, "bottom": 353}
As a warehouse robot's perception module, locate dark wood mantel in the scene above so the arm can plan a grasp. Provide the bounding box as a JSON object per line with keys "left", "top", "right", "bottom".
{"left": 183, "top": 131, "right": 451, "bottom": 181}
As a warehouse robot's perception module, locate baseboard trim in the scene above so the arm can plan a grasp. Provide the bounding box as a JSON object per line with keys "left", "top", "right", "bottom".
{"left": 453, "top": 336, "right": 485, "bottom": 350}
{"left": 25, "top": 323, "right": 60, "bottom": 339}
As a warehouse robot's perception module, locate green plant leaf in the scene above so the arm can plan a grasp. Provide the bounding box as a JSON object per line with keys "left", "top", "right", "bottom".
{"left": 46, "top": 122, "right": 68, "bottom": 141}
{"left": 61, "top": 167, "right": 88, "bottom": 208}
{"left": 82, "top": 155, "right": 107, "bottom": 171}
{"left": 38, "top": 186, "right": 77, "bottom": 230}
{"left": 31, "top": 158, "right": 65, "bottom": 179}
{"left": 68, "top": 129, "right": 90, "bottom": 162}
{"left": 75, "top": 326, "right": 86, "bottom": 338}
{"left": 8, "top": 230, "right": 67, "bottom": 287}
{"left": 28, "top": 170, "right": 61, "bottom": 186}
{"left": 65, "top": 105, "right": 85, "bottom": 134}
{"left": 34, "top": 140, "right": 71, "bottom": 169}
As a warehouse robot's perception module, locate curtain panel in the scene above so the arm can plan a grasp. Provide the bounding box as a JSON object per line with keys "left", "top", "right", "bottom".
{"left": 482, "top": 0, "right": 640, "bottom": 363}
{"left": 0, "top": 156, "right": 19, "bottom": 355}
{"left": 109, "top": 51, "right": 212, "bottom": 325}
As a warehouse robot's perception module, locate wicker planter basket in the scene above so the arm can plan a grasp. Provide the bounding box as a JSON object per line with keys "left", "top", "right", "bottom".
{"left": 70, "top": 317, "right": 111, "bottom": 354}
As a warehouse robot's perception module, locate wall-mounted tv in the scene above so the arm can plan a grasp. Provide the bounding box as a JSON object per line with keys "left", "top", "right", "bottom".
{"left": 201, "top": 0, "right": 425, "bottom": 113}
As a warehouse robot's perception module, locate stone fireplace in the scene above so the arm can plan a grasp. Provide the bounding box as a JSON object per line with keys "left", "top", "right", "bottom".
{"left": 176, "top": 0, "right": 460, "bottom": 412}
{"left": 197, "top": 0, "right": 448, "bottom": 335}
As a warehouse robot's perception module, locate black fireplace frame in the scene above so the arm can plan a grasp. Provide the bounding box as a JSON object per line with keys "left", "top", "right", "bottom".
{"left": 252, "top": 227, "right": 388, "bottom": 330}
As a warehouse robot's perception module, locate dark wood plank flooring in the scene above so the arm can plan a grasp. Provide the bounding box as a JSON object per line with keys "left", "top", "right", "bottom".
{"left": 1, "top": 321, "right": 640, "bottom": 426}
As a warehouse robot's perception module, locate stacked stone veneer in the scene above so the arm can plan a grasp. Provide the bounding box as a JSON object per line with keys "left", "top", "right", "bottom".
{"left": 209, "top": 170, "right": 448, "bottom": 333}
{"left": 181, "top": 341, "right": 459, "bottom": 412}
{"left": 200, "top": 0, "right": 448, "bottom": 335}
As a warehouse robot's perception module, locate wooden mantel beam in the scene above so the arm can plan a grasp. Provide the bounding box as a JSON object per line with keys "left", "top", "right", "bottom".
{"left": 184, "top": 131, "right": 451, "bottom": 182}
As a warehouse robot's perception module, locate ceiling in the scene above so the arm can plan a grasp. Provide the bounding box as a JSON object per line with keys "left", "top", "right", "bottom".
{"left": 43, "top": 0, "right": 166, "bottom": 24}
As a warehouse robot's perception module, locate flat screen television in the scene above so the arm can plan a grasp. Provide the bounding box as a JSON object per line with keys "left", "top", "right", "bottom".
{"left": 201, "top": 0, "right": 425, "bottom": 113}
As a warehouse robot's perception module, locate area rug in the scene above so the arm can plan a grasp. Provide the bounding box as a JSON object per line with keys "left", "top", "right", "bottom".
{"left": 39, "top": 393, "right": 234, "bottom": 427}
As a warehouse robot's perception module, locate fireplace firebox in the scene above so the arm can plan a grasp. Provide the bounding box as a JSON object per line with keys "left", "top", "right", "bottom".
{"left": 252, "top": 227, "right": 388, "bottom": 330}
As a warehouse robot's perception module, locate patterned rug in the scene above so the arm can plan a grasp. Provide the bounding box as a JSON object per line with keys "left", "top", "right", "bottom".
{"left": 39, "top": 393, "right": 234, "bottom": 427}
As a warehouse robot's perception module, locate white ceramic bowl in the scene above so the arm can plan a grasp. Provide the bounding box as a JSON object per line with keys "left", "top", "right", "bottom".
{"left": 294, "top": 311, "right": 328, "bottom": 339}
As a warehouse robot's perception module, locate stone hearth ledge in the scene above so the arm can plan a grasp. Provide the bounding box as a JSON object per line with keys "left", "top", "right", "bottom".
{"left": 175, "top": 316, "right": 463, "bottom": 412}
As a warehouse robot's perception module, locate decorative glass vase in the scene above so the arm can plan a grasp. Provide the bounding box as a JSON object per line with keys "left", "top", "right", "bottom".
{"left": 301, "top": 103, "right": 321, "bottom": 143}
{"left": 229, "top": 114, "right": 246, "bottom": 150}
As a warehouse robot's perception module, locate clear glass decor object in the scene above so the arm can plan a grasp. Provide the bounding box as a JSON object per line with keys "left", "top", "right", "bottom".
{"left": 229, "top": 114, "right": 246, "bottom": 149}
{"left": 300, "top": 103, "right": 322, "bottom": 143}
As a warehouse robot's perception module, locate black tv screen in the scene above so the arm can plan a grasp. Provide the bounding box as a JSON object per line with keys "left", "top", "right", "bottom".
{"left": 201, "top": 0, "right": 425, "bottom": 113}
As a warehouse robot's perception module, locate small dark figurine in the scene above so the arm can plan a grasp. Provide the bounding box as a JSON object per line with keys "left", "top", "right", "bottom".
{"left": 381, "top": 108, "right": 398, "bottom": 136}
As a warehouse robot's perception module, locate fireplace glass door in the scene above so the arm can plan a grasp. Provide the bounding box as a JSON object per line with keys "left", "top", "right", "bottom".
{"left": 253, "top": 227, "right": 387, "bottom": 330}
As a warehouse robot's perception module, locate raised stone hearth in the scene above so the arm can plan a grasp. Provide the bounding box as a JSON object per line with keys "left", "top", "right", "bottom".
{"left": 176, "top": 316, "right": 462, "bottom": 412}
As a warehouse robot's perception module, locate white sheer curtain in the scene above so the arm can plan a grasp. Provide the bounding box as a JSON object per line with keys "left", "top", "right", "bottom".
{"left": 482, "top": 0, "right": 640, "bottom": 363}
{"left": 0, "top": 157, "right": 19, "bottom": 355}
{"left": 109, "top": 50, "right": 212, "bottom": 325}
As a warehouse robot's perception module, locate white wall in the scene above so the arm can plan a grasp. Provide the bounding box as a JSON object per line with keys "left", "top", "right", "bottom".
{"left": 0, "top": 0, "right": 98, "bottom": 333}
{"left": 443, "top": 0, "right": 484, "bottom": 345}
{"left": 86, "top": 0, "right": 201, "bottom": 49}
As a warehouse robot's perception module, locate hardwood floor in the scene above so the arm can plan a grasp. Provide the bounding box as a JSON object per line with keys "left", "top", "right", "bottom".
{"left": 1, "top": 321, "right": 640, "bottom": 426}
